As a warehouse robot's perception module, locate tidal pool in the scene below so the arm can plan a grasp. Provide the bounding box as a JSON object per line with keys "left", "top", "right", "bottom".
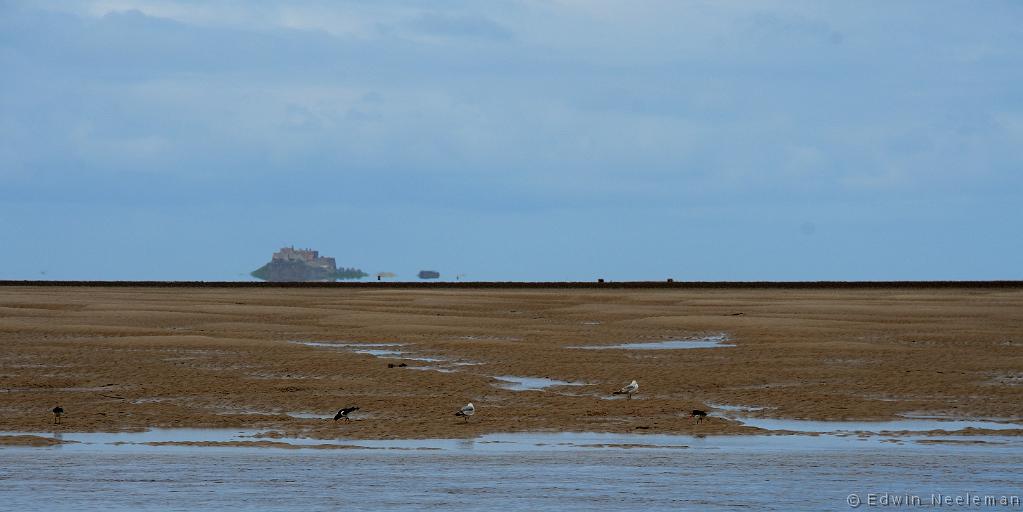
{"left": 492, "top": 376, "right": 586, "bottom": 391}
{"left": 706, "top": 403, "right": 769, "bottom": 413}
{"left": 294, "top": 341, "right": 459, "bottom": 366}
{"left": 571, "top": 335, "right": 734, "bottom": 350}
{"left": 294, "top": 341, "right": 405, "bottom": 357}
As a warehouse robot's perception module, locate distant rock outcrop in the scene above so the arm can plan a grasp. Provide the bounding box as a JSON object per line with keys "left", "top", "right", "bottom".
{"left": 251, "top": 247, "right": 367, "bottom": 282}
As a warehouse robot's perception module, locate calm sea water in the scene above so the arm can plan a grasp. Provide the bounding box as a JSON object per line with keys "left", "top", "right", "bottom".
{"left": 1, "top": 432, "right": 1021, "bottom": 511}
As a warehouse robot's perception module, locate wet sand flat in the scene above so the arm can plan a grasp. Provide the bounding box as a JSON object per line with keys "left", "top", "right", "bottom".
{"left": 1, "top": 285, "right": 1021, "bottom": 439}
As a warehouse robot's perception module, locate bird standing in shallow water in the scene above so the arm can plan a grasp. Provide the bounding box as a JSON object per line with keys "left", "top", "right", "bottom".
{"left": 334, "top": 406, "right": 359, "bottom": 422}
{"left": 613, "top": 380, "right": 639, "bottom": 399}
{"left": 455, "top": 402, "right": 475, "bottom": 422}
{"left": 52, "top": 406, "right": 64, "bottom": 424}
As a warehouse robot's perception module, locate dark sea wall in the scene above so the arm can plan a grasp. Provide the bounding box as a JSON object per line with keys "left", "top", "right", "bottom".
{"left": 4, "top": 281, "right": 1022, "bottom": 289}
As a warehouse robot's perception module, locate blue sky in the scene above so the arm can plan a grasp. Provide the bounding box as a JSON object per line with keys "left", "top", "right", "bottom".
{"left": 1, "top": 0, "right": 1021, "bottom": 281}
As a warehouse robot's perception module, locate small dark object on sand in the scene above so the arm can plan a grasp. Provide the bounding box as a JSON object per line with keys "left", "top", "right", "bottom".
{"left": 690, "top": 410, "right": 707, "bottom": 424}
{"left": 334, "top": 406, "right": 359, "bottom": 422}
{"left": 52, "top": 406, "right": 64, "bottom": 424}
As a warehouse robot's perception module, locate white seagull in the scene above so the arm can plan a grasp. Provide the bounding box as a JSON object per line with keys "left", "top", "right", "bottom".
{"left": 613, "top": 380, "right": 639, "bottom": 399}
{"left": 455, "top": 402, "right": 475, "bottom": 422}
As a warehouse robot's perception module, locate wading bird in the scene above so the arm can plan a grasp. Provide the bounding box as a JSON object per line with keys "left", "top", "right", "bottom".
{"left": 690, "top": 409, "right": 707, "bottom": 424}
{"left": 334, "top": 406, "right": 359, "bottom": 422}
{"left": 613, "top": 380, "right": 639, "bottom": 400}
{"left": 455, "top": 402, "right": 475, "bottom": 422}
{"left": 52, "top": 406, "right": 64, "bottom": 424}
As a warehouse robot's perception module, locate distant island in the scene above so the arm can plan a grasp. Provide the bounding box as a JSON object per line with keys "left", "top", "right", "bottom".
{"left": 251, "top": 247, "right": 368, "bottom": 282}
{"left": 418, "top": 270, "right": 440, "bottom": 279}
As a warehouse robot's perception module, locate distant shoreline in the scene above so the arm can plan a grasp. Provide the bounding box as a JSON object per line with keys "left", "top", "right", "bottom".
{"left": 1, "top": 280, "right": 1021, "bottom": 289}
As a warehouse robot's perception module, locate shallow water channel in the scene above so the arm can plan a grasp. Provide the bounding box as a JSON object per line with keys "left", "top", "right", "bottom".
{"left": 570, "top": 334, "right": 735, "bottom": 350}
{"left": 2, "top": 429, "right": 1021, "bottom": 511}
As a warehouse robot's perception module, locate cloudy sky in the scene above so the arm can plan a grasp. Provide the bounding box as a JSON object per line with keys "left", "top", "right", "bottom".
{"left": 2, "top": 0, "right": 1021, "bottom": 281}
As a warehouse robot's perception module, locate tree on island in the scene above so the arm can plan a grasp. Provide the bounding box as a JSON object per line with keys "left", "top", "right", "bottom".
{"left": 335, "top": 267, "right": 368, "bottom": 280}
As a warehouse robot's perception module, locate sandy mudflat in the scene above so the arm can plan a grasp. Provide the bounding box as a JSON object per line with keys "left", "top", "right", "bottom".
{"left": 0, "top": 434, "right": 75, "bottom": 446}
{"left": 1, "top": 285, "right": 1021, "bottom": 439}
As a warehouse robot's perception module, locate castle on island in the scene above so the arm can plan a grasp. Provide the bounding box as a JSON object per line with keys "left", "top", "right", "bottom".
{"left": 251, "top": 246, "right": 366, "bottom": 282}
{"left": 272, "top": 247, "right": 337, "bottom": 273}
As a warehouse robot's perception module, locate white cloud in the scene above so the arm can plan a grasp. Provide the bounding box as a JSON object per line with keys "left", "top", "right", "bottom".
{"left": 2, "top": 0, "right": 1021, "bottom": 200}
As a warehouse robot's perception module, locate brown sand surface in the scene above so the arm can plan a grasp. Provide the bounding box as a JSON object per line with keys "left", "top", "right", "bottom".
{"left": 1, "top": 285, "right": 1021, "bottom": 439}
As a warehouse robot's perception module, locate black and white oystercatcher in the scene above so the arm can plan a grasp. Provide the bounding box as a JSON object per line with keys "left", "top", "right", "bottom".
{"left": 612, "top": 380, "right": 639, "bottom": 399}
{"left": 334, "top": 406, "right": 359, "bottom": 422}
{"left": 52, "top": 406, "right": 64, "bottom": 424}
{"left": 690, "top": 409, "right": 707, "bottom": 424}
{"left": 455, "top": 402, "right": 475, "bottom": 422}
